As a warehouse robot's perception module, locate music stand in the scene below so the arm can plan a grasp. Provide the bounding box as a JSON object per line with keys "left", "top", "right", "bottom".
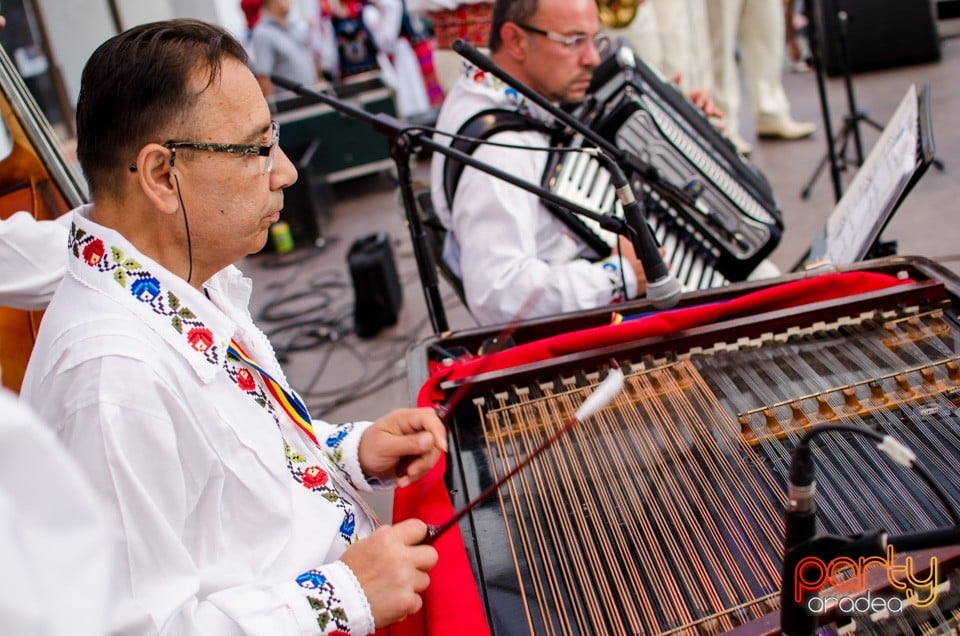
{"left": 798, "top": 82, "right": 936, "bottom": 270}
{"left": 801, "top": 0, "right": 886, "bottom": 202}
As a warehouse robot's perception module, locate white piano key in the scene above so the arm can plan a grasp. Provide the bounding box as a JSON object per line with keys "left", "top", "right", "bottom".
{"left": 676, "top": 243, "right": 693, "bottom": 285}
{"left": 580, "top": 157, "right": 599, "bottom": 192}
{"left": 653, "top": 219, "right": 667, "bottom": 244}
{"left": 686, "top": 254, "right": 705, "bottom": 289}
{"left": 666, "top": 236, "right": 683, "bottom": 277}
{"left": 569, "top": 152, "right": 590, "bottom": 194}
{"left": 661, "top": 232, "right": 678, "bottom": 266}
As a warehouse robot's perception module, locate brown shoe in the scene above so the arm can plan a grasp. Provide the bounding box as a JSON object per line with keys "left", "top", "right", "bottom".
{"left": 756, "top": 115, "right": 816, "bottom": 140}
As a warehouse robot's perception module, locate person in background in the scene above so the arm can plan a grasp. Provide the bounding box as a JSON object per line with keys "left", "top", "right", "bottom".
{"left": 430, "top": 0, "right": 647, "bottom": 326}
{"left": 406, "top": 0, "right": 493, "bottom": 91}
{"left": 249, "top": 0, "right": 321, "bottom": 96}
{"left": 706, "top": 0, "right": 816, "bottom": 155}
{"left": 0, "top": 210, "right": 70, "bottom": 309}
{"left": 22, "top": 19, "right": 444, "bottom": 634}
{"left": 785, "top": 0, "right": 811, "bottom": 73}
{"left": 606, "top": 0, "right": 715, "bottom": 96}
{"left": 429, "top": 0, "right": 721, "bottom": 326}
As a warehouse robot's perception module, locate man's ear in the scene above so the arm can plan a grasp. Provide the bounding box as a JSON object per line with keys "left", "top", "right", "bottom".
{"left": 132, "top": 143, "right": 181, "bottom": 215}
{"left": 499, "top": 22, "right": 531, "bottom": 62}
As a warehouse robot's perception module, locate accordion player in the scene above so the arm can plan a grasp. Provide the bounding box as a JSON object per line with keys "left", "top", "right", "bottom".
{"left": 429, "top": 28, "right": 784, "bottom": 326}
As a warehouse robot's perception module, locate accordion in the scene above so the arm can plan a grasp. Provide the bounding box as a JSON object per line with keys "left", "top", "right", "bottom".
{"left": 543, "top": 38, "right": 784, "bottom": 291}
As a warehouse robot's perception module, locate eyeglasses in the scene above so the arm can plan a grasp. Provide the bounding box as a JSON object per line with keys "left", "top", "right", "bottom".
{"left": 164, "top": 120, "right": 280, "bottom": 173}
{"left": 514, "top": 23, "right": 605, "bottom": 52}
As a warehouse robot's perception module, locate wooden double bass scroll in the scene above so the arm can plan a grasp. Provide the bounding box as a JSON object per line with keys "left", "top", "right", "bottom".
{"left": 0, "top": 42, "right": 88, "bottom": 392}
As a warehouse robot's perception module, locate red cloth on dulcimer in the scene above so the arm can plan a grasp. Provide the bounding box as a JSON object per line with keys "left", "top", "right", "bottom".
{"left": 389, "top": 269, "right": 908, "bottom": 635}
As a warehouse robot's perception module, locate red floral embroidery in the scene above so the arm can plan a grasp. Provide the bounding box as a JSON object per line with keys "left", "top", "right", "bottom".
{"left": 302, "top": 465, "right": 329, "bottom": 489}
{"left": 187, "top": 328, "right": 214, "bottom": 352}
{"left": 237, "top": 368, "right": 256, "bottom": 392}
{"left": 82, "top": 239, "right": 105, "bottom": 266}
{"left": 472, "top": 70, "right": 485, "bottom": 83}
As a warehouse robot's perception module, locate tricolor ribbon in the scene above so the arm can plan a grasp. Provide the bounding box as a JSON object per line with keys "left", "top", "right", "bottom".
{"left": 228, "top": 339, "right": 317, "bottom": 445}
{"left": 227, "top": 338, "right": 384, "bottom": 527}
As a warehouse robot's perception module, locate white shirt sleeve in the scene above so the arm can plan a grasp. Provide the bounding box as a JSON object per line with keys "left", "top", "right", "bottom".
{"left": 0, "top": 211, "right": 71, "bottom": 310}
{"left": 0, "top": 388, "right": 112, "bottom": 636}
{"left": 452, "top": 130, "right": 637, "bottom": 326}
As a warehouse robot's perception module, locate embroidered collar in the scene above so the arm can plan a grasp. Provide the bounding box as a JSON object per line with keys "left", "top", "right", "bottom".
{"left": 66, "top": 204, "right": 239, "bottom": 382}
{"left": 458, "top": 59, "right": 527, "bottom": 108}
{"left": 457, "top": 60, "right": 558, "bottom": 127}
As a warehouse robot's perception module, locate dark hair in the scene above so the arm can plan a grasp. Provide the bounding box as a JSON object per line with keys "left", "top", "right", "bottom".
{"left": 489, "top": 0, "right": 539, "bottom": 52}
{"left": 76, "top": 19, "right": 249, "bottom": 197}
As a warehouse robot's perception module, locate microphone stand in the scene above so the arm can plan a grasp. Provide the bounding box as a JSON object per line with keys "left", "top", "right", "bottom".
{"left": 271, "top": 75, "right": 637, "bottom": 333}
{"left": 450, "top": 40, "right": 682, "bottom": 309}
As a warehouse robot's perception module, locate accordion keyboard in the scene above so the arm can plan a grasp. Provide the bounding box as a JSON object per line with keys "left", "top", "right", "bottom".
{"left": 549, "top": 149, "right": 729, "bottom": 291}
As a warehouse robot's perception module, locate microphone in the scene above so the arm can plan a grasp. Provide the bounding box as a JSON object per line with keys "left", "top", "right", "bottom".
{"left": 452, "top": 39, "right": 681, "bottom": 309}
{"left": 777, "top": 424, "right": 959, "bottom": 635}
{"left": 594, "top": 152, "right": 681, "bottom": 308}
{"left": 779, "top": 442, "right": 820, "bottom": 636}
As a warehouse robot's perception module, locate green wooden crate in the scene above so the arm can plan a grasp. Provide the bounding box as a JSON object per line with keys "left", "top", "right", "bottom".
{"left": 276, "top": 83, "right": 397, "bottom": 184}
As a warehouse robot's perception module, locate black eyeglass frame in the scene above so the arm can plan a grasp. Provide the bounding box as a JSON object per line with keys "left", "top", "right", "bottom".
{"left": 129, "top": 120, "right": 280, "bottom": 173}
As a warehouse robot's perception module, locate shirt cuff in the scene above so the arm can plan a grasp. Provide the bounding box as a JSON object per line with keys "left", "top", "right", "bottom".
{"left": 288, "top": 561, "right": 376, "bottom": 635}
{"left": 599, "top": 255, "right": 638, "bottom": 300}
{"left": 322, "top": 420, "right": 377, "bottom": 493}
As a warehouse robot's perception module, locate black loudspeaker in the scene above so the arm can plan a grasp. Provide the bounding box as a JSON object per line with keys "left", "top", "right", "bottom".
{"left": 817, "top": 0, "right": 941, "bottom": 75}
{"left": 347, "top": 232, "right": 403, "bottom": 338}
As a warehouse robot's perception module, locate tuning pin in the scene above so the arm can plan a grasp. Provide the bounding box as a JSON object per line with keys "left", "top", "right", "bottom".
{"left": 816, "top": 395, "right": 836, "bottom": 420}
{"left": 840, "top": 387, "right": 861, "bottom": 413}
{"left": 895, "top": 373, "right": 915, "bottom": 398}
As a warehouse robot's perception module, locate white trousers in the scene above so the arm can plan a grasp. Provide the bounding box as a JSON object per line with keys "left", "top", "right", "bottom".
{"left": 607, "top": 0, "right": 713, "bottom": 94}
{"left": 706, "top": 0, "right": 792, "bottom": 136}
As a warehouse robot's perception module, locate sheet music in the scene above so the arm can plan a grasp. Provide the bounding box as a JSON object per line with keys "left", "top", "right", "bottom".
{"left": 820, "top": 84, "right": 918, "bottom": 266}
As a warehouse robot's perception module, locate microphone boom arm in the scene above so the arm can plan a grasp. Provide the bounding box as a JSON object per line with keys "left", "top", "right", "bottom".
{"left": 270, "top": 75, "right": 639, "bottom": 329}
{"left": 270, "top": 77, "right": 631, "bottom": 234}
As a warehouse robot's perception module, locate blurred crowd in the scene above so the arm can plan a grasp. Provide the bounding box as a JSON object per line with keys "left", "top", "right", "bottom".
{"left": 237, "top": 0, "right": 814, "bottom": 153}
